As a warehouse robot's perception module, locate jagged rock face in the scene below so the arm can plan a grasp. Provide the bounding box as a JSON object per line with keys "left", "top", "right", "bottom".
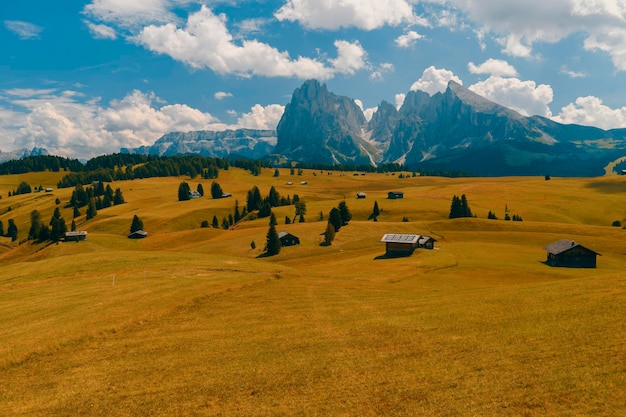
{"left": 122, "top": 129, "right": 277, "bottom": 159}
{"left": 275, "top": 80, "right": 371, "bottom": 164}
{"left": 0, "top": 147, "right": 48, "bottom": 163}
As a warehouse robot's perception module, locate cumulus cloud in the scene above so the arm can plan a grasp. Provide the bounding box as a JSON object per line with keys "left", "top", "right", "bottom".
{"left": 275, "top": 0, "right": 419, "bottom": 30}
{"left": 554, "top": 96, "right": 626, "bottom": 129}
{"left": 214, "top": 91, "right": 233, "bottom": 100}
{"left": 85, "top": 21, "right": 117, "bottom": 40}
{"left": 410, "top": 66, "right": 463, "bottom": 95}
{"left": 422, "top": 0, "right": 626, "bottom": 70}
{"left": 4, "top": 20, "right": 43, "bottom": 40}
{"left": 236, "top": 104, "right": 285, "bottom": 130}
{"left": 395, "top": 93, "right": 406, "bottom": 110}
{"left": 133, "top": 6, "right": 367, "bottom": 79}
{"left": 395, "top": 31, "right": 425, "bottom": 48}
{"left": 468, "top": 58, "right": 518, "bottom": 77}
{"left": 0, "top": 88, "right": 223, "bottom": 158}
{"left": 469, "top": 76, "right": 553, "bottom": 117}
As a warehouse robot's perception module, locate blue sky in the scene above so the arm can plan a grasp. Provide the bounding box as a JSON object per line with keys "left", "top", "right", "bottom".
{"left": 2, "top": 0, "right": 626, "bottom": 159}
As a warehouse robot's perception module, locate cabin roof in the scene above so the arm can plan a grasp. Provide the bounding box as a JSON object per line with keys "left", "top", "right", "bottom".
{"left": 543, "top": 239, "right": 600, "bottom": 255}
{"left": 380, "top": 233, "right": 419, "bottom": 244}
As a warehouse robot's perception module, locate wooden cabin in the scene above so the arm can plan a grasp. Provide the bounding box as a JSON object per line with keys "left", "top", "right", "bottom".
{"left": 380, "top": 234, "right": 419, "bottom": 256}
{"left": 278, "top": 231, "right": 300, "bottom": 246}
{"left": 543, "top": 239, "right": 600, "bottom": 268}
{"left": 64, "top": 231, "right": 88, "bottom": 242}
{"left": 418, "top": 235, "right": 437, "bottom": 249}
{"left": 128, "top": 230, "right": 148, "bottom": 239}
{"left": 387, "top": 191, "right": 404, "bottom": 199}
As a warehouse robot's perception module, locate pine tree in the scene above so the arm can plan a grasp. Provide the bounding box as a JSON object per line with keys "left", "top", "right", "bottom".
{"left": 449, "top": 195, "right": 463, "bottom": 219}
{"left": 49, "top": 207, "right": 67, "bottom": 243}
{"left": 212, "top": 215, "right": 219, "bottom": 228}
{"left": 293, "top": 201, "right": 306, "bottom": 223}
{"left": 323, "top": 222, "right": 335, "bottom": 245}
{"left": 113, "top": 188, "right": 125, "bottom": 205}
{"left": 221, "top": 218, "right": 230, "bottom": 229}
{"left": 369, "top": 201, "right": 380, "bottom": 221}
{"left": 28, "top": 210, "right": 42, "bottom": 241}
{"left": 265, "top": 223, "right": 281, "bottom": 256}
{"left": 461, "top": 194, "right": 472, "bottom": 217}
{"left": 130, "top": 215, "right": 143, "bottom": 233}
{"left": 197, "top": 183, "right": 204, "bottom": 197}
{"left": 178, "top": 182, "right": 191, "bottom": 201}
{"left": 269, "top": 212, "right": 277, "bottom": 226}
{"left": 73, "top": 204, "right": 81, "bottom": 218}
{"left": 7, "top": 219, "right": 18, "bottom": 242}
{"left": 71, "top": 219, "right": 76, "bottom": 232}
{"left": 86, "top": 198, "right": 97, "bottom": 220}
{"left": 268, "top": 186, "right": 280, "bottom": 207}
{"left": 328, "top": 207, "right": 342, "bottom": 232}
{"left": 234, "top": 200, "right": 241, "bottom": 223}
{"left": 338, "top": 201, "right": 352, "bottom": 225}
{"left": 210, "top": 181, "right": 224, "bottom": 199}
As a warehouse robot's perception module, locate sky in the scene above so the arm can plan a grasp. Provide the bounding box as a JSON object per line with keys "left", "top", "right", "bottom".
{"left": 3, "top": 0, "right": 626, "bottom": 159}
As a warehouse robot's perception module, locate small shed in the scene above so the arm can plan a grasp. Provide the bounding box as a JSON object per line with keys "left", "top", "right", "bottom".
{"left": 418, "top": 235, "right": 437, "bottom": 249}
{"left": 278, "top": 231, "right": 300, "bottom": 246}
{"left": 543, "top": 239, "right": 600, "bottom": 268}
{"left": 387, "top": 191, "right": 404, "bottom": 199}
{"left": 65, "top": 231, "right": 88, "bottom": 242}
{"left": 380, "top": 233, "right": 419, "bottom": 256}
{"left": 356, "top": 192, "right": 367, "bottom": 199}
{"left": 128, "top": 230, "right": 148, "bottom": 239}
{"left": 189, "top": 190, "right": 201, "bottom": 199}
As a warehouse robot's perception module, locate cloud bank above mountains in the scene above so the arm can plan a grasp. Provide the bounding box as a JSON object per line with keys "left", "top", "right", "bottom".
{"left": 2, "top": 0, "right": 626, "bottom": 158}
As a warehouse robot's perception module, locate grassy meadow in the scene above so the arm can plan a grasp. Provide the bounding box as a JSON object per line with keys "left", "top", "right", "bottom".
{"left": 1, "top": 167, "right": 625, "bottom": 416}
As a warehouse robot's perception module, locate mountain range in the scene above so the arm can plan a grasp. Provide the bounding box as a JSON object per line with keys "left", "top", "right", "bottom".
{"left": 123, "top": 80, "right": 626, "bottom": 176}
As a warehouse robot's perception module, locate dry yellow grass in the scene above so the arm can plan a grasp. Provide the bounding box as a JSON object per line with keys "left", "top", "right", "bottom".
{"left": 1, "top": 168, "right": 626, "bottom": 416}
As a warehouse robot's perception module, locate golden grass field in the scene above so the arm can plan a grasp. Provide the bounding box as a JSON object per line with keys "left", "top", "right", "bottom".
{"left": 1, "top": 167, "right": 625, "bottom": 416}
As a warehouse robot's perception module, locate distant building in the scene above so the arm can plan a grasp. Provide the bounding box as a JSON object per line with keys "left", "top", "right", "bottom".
{"left": 380, "top": 233, "right": 419, "bottom": 256}
{"left": 387, "top": 191, "right": 404, "bottom": 199}
{"left": 189, "top": 190, "right": 201, "bottom": 199}
{"left": 45, "top": 188, "right": 53, "bottom": 192}
{"left": 418, "top": 235, "right": 437, "bottom": 250}
{"left": 128, "top": 230, "right": 148, "bottom": 239}
{"left": 543, "top": 239, "right": 600, "bottom": 268}
{"left": 65, "top": 231, "right": 88, "bottom": 242}
{"left": 278, "top": 231, "right": 300, "bottom": 246}
{"left": 356, "top": 192, "right": 366, "bottom": 199}
{"left": 621, "top": 169, "right": 626, "bottom": 175}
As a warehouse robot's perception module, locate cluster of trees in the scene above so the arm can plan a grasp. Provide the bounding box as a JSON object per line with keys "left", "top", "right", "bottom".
{"left": 488, "top": 205, "right": 522, "bottom": 221}
{"left": 9, "top": 181, "right": 32, "bottom": 196}
{"left": 0, "top": 219, "right": 18, "bottom": 241}
{"left": 68, "top": 182, "right": 125, "bottom": 220}
{"left": 246, "top": 185, "right": 297, "bottom": 219}
{"left": 28, "top": 208, "right": 68, "bottom": 243}
{"left": 0, "top": 155, "right": 83, "bottom": 175}
{"left": 324, "top": 201, "right": 351, "bottom": 245}
{"left": 449, "top": 194, "right": 473, "bottom": 219}
{"left": 178, "top": 181, "right": 205, "bottom": 201}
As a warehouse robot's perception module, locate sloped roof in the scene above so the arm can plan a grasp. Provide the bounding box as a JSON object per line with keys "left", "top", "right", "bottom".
{"left": 418, "top": 235, "right": 436, "bottom": 245}
{"left": 380, "top": 234, "right": 419, "bottom": 244}
{"left": 543, "top": 239, "right": 600, "bottom": 255}
{"left": 278, "top": 231, "right": 298, "bottom": 239}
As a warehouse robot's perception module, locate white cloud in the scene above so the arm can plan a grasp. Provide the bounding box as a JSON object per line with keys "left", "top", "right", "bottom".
{"left": 275, "top": 0, "right": 419, "bottom": 30}
{"left": 560, "top": 66, "right": 588, "bottom": 78}
{"left": 133, "top": 6, "right": 366, "bottom": 79}
{"left": 237, "top": 104, "right": 285, "bottom": 130}
{"left": 469, "top": 76, "right": 553, "bottom": 117}
{"left": 85, "top": 21, "right": 117, "bottom": 40}
{"left": 214, "top": 91, "right": 233, "bottom": 100}
{"left": 554, "top": 96, "right": 626, "bottom": 129}
{"left": 395, "top": 93, "right": 406, "bottom": 110}
{"left": 0, "top": 88, "right": 222, "bottom": 158}
{"left": 4, "top": 20, "right": 43, "bottom": 40}
{"left": 410, "top": 66, "right": 463, "bottom": 95}
{"left": 82, "top": 0, "right": 179, "bottom": 30}
{"left": 422, "top": 0, "right": 626, "bottom": 70}
{"left": 395, "top": 31, "right": 425, "bottom": 48}
{"left": 468, "top": 58, "right": 518, "bottom": 77}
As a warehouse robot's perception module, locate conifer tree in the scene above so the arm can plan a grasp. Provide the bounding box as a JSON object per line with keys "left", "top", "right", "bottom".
{"left": 7, "top": 219, "right": 18, "bottom": 241}
{"left": 369, "top": 201, "right": 380, "bottom": 221}
{"left": 113, "top": 188, "right": 125, "bottom": 205}
{"left": 178, "top": 181, "right": 191, "bottom": 201}
{"left": 234, "top": 200, "right": 241, "bottom": 223}
{"left": 328, "top": 207, "right": 342, "bottom": 232}
{"left": 210, "top": 181, "right": 224, "bottom": 199}
{"left": 197, "top": 183, "right": 204, "bottom": 197}
{"left": 86, "top": 198, "right": 97, "bottom": 220}
{"left": 212, "top": 215, "right": 219, "bottom": 228}
{"left": 49, "top": 207, "right": 67, "bottom": 243}
{"left": 323, "top": 222, "right": 335, "bottom": 245}
{"left": 71, "top": 219, "right": 76, "bottom": 232}
{"left": 130, "top": 215, "right": 143, "bottom": 233}
{"left": 28, "top": 210, "right": 43, "bottom": 241}
{"left": 338, "top": 201, "right": 352, "bottom": 225}
{"left": 265, "top": 223, "right": 281, "bottom": 256}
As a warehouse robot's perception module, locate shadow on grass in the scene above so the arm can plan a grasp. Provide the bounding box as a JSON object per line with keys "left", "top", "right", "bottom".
{"left": 373, "top": 252, "right": 414, "bottom": 260}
